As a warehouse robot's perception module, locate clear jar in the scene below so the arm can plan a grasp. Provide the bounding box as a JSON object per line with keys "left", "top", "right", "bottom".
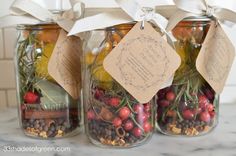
{"left": 15, "top": 24, "right": 82, "bottom": 139}
{"left": 156, "top": 17, "right": 219, "bottom": 136}
{"left": 83, "top": 24, "right": 155, "bottom": 147}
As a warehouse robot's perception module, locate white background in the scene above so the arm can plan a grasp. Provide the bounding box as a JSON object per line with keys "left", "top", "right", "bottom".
{"left": 0, "top": 0, "right": 235, "bottom": 103}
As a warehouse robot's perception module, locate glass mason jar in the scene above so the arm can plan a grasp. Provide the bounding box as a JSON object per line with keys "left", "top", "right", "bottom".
{"left": 15, "top": 24, "right": 82, "bottom": 139}
{"left": 83, "top": 24, "right": 155, "bottom": 147}
{"left": 156, "top": 17, "right": 219, "bottom": 136}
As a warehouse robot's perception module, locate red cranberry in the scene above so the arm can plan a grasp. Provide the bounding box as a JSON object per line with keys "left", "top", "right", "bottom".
{"left": 157, "top": 89, "right": 166, "bottom": 99}
{"left": 124, "top": 120, "right": 134, "bottom": 131}
{"left": 182, "top": 109, "right": 194, "bottom": 120}
{"left": 132, "top": 127, "right": 142, "bottom": 137}
{"left": 87, "top": 109, "right": 96, "bottom": 120}
{"left": 94, "top": 89, "right": 104, "bottom": 99}
{"left": 21, "top": 104, "right": 27, "bottom": 111}
{"left": 24, "top": 92, "right": 39, "bottom": 104}
{"left": 166, "top": 91, "right": 176, "bottom": 101}
{"left": 136, "top": 113, "right": 148, "bottom": 123}
{"left": 133, "top": 104, "right": 144, "bottom": 113}
{"left": 209, "top": 111, "right": 216, "bottom": 118}
{"left": 207, "top": 104, "right": 214, "bottom": 112}
{"left": 143, "top": 103, "right": 151, "bottom": 112}
{"left": 108, "top": 97, "right": 120, "bottom": 107}
{"left": 159, "top": 100, "right": 170, "bottom": 107}
{"left": 112, "top": 117, "right": 122, "bottom": 127}
{"left": 205, "top": 89, "right": 214, "bottom": 100}
{"left": 119, "top": 107, "right": 131, "bottom": 120}
{"left": 143, "top": 122, "right": 152, "bottom": 133}
{"left": 198, "top": 95, "right": 209, "bottom": 109}
{"left": 200, "top": 111, "right": 211, "bottom": 122}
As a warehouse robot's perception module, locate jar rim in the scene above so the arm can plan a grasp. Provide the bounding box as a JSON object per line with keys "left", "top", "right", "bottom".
{"left": 16, "top": 23, "right": 61, "bottom": 30}
{"left": 183, "top": 16, "right": 213, "bottom": 22}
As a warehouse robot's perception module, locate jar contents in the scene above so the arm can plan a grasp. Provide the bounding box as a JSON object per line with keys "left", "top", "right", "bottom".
{"left": 84, "top": 24, "right": 155, "bottom": 147}
{"left": 156, "top": 21, "right": 219, "bottom": 136}
{"left": 16, "top": 24, "right": 81, "bottom": 138}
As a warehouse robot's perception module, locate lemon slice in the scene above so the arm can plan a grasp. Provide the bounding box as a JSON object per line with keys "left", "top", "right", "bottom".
{"left": 35, "top": 43, "right": 55, "bottom": 82}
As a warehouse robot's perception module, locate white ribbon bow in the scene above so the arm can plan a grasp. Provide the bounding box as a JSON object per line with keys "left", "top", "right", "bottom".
{"left": 69, "top": 0, "right": 168, "bottom": 36}
{"left": 156, "top": 0, "right": 236, "bottom": 32}
{"left": 0, "top": 0, "right": 84, "bottom": 32}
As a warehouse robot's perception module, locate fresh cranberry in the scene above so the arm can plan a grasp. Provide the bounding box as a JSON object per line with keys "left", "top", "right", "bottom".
{"left": 94, "top": 89, "right": 104, "bottom": 99}
{"left": 143, "top": 122, "right": 152, "bottom": 133}
{"left": 166, "top": 91, "right": 176, "bottom": 101}
{"left": 157, "top": 89, "right": 166, "bottom": 99}
{"left": 143, "top": 103, "right": 151, "bottom": 112}
{"left": 205, "top": 89, "right": 214, "bottom": 100}
{"left": 136, "top": 113, "right": 148, "bottom": 123}
{"left": 182, "top": 109, "right": 194, "bottom": 120}
{"left": 132, "top": 127, "right": 142, "bottom": 137}
{"left": 119, "top": 107, "right": 131, "bottom": 120}
{"left": 108, "top": 97, "right": 120, "bottom": 107}
{"left": 200, "top": 111, "right": 211, "bottom": 122}
{"left": 207, "top": 104, "right": 214, "bottom": 112}
{"left": 198, "top": 95, "right": 209, "bottom": 109}
{"left": 112, "top": 117, "right": 122, "bottom": 127}
{"left": 124, "top": 120, "right": 134, "bottom": 131}
{"left": 209, "top": 111, "right": 216, "bottom": 118}
{"left": 159, "top": 100, "right": 170, "bottom": 107}
{"left": 21, "top": 104, "right": 27, "bottom": 110}
{"left": 133, "top": 104, "right": 144, "bottom": 114}
{"left": 87, "top": 109, "right": 96, "bottom": 120}
{"left": 24, "top": 92, "right": 39, "bottom": 104}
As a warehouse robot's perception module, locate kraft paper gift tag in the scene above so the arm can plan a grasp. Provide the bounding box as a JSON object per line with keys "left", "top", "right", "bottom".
{"left": 48, "top": 29, "right": 82, "bottom": 99}
{"left": 103, "top": 22, "right": 181, "bottom": 103}
{"left": 196, "top": 22, "right": 235, "bottom": 94}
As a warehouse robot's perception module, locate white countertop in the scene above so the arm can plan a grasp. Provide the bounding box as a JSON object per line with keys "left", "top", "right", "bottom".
{"left": 0, "top": 104, "right": 236, "bottom": 156}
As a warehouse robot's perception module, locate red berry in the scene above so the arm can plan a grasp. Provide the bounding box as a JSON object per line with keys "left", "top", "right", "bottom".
{"left": 94, "top": 89, "right": 104, "bottom": 99}
{"left": 132, "top": 127, "right": 142, "bottom": 137}
{"left": 198, "top": 95, "right": 209, "bottom": 109}
{"left": 124, "top": 120, "right": 134, "bottom": 131}
{"left": 108, "top": 97, "right": 120, "bottom": 107}
{"left": 143, "top": 122, "right": 152, "bottom": 133}
{"left": 159, "top": 100, "right": 170, "bottom": 107}
{"left": 182, "top": 109, "right": 194, "bottom": 120}
{"left": 119, "top": 107, "right": 131, "bottom": 120}
{"left": 209, "top": 111, "right": 216, "bottom": 118}
{"left": 200, "top": 111, "right": 211, "bottom": 122}
{"left": 24, "top": 92, "right": 39, "bottom": 104}
{"left": 205, "top": 89, "right": 214, "bottom": 100}
{"left": 112, "top": 117, "right": 122, "bottom": 127}
{"left": 133, "top": 104, "right": 144, "bottom": 114}
{"left": 166, "top": 91, "right": 176, "bottom": 101}
{"left": 143, "top": 103, "right": 151, "bottom": 112}
{"left": 21, "top": 104, "right": 27, "bottom": 110}
{"left": 207, "top": 104, "right": 214, "bottom": 112}
{"left": 87, "top": 109, "right": 96, "bottom": 120}
{"left": 136, "top": 113, "right": 148, "bottom": 123}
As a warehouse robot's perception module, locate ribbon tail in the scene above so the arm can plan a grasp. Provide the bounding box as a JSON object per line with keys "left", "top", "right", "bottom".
{"left": 68, "top": 12, "right": 132, "bottom": 36}
{"left": 11, "top": 0, "right": 54, "bottom": 21}
{"left": 57, "top": 19, "right": 75, "bottom": 33}
{"left": 0, "top": 15, "right": 40, "bottom": 28}
{"left": 115, "top": 0, "right": 144, "bottom": 21}
{"left": 215, "top": 8, "right": 236, "bottom": 24}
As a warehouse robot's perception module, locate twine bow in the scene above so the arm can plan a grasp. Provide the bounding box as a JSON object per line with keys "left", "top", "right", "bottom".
{"left": 0, "top": 0, "right": 84, "bottom": 32}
